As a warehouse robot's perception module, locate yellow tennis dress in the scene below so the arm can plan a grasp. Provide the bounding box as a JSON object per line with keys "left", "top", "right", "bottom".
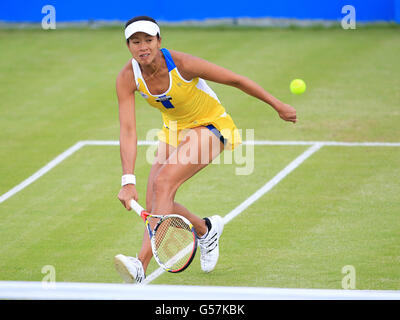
{"left": 131, "top": 48, "right": 242, "bottom": 150}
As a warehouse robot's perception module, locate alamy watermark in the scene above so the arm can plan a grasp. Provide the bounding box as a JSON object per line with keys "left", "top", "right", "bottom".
{"left": 341, "top": 5, "right": 356, "bottom": 29}
{"left": 41, "top": 265, "right": 56, "bottom": 289}
{"left": 41, "top": 5, "right": 56, "bottom": 30}
{"left": 341, "top": 265, "right": 356, "bottom": 289}
{"left": 144, "top": 124, "right": 255, "bottom": 175}
{"left": 41, "top": 5, "right": 357, "bottom": 31}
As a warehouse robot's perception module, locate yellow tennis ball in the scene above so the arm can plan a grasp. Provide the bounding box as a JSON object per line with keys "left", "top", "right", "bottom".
{"left": 290, "top": 79, "right": 306, "bottom": 95}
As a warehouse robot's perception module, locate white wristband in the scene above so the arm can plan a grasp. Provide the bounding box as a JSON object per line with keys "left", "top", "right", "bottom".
{"left": 121, "top": 174, "right": 136, "bottom": 186}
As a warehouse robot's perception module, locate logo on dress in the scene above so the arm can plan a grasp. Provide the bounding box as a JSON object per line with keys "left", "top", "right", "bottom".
{"left": 156, "top": 95, "right": 175, "bottom": 109}
{"left": 155, "top": 95, "right": 172, "bottom": 102}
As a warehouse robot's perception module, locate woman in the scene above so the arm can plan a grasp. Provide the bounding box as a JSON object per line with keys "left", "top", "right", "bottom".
{"left": 114, "top": 16, "right": 297, "bottom": 283}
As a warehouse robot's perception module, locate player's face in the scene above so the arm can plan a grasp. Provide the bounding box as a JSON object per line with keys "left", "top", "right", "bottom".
{"left": 127, "top": 32, "right": 161, "bottom": 65}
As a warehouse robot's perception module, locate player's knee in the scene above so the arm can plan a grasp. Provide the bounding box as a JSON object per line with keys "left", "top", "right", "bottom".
{"left": 153, "top": 174, "right": 171, "bottom": 194}
{"left": 152, "top": 173, "right": 176, "bottom": 197}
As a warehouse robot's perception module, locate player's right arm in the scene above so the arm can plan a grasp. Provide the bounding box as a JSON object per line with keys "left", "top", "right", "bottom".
{"left": 116, "top": 62, "right": 138, "bottom": 210}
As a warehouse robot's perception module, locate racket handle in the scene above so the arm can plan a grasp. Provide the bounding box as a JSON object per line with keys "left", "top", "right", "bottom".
{"left": 129, "top": 199, "right": 150, "bottom": 221}
{"left": 130, "top": 199, "right": 144, "bottom": 215}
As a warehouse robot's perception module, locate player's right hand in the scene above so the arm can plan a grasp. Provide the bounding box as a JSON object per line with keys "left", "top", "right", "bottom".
{"left": 117, "top": 184, "right": 138, "bottom": 211}
{"left": 277, "top": 103, "right": 297, "bottom": 123}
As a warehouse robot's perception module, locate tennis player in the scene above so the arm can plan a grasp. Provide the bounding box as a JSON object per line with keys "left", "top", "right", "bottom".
{"left": 114, "top": 16, "right": 297, "bottom": 283}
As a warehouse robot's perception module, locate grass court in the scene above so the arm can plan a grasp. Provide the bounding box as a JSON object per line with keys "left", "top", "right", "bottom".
{"left": 0, "top": 25, "right": 399, "bottom": 290}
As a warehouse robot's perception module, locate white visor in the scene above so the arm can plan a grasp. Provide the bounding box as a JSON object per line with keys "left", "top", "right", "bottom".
{"left": 125, "top": 20, "right": 160, "bottom": 39}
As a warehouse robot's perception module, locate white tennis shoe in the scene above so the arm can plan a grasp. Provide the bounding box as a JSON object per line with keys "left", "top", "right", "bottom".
{"left": 114, "top": 254, "right": 145, "bottom": 284}
{"left": 198, "top": 215, "right": 224, "bottom": 273}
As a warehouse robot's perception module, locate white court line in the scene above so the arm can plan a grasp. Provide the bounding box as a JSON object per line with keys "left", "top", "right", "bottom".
{"left": 143, "top": 143, "right": 323, "bottom": 284}
{"left": 82, "top": 140, "right": 400, "bottom": 147}
{"left": 1, "top": 140, "right": 400, "bottom": 204}
{"left": 0, "top": 141, "right": 86, "bottom": 204}
{"left": 247, "top": 141, "right": 400, "bottom": 147}
{"left": 222, "top": 143, "right": 322, "bottom": 224}
{"left": 0, "top": 140, "right": 154, "bottom": 204}
{"left": 0, "top": 281, "right": 399, "bottom": 300}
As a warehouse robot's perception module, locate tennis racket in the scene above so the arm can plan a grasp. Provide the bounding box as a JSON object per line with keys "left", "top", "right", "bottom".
{"left": 130, "top": 199, "right": 198, "bottom": 273}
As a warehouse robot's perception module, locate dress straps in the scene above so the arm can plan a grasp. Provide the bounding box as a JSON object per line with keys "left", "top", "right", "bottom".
{"left": 160, "top": 48, "right": 176, "bottom": 72}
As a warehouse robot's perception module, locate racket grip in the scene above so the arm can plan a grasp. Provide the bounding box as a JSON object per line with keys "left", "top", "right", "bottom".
{"left": 130, "top": 199, "right": 145, "bottom": 216}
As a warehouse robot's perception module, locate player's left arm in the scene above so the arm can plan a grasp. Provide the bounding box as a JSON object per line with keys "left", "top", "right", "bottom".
{"left": 172, "top": 50, "right": 297, "bottom": 123}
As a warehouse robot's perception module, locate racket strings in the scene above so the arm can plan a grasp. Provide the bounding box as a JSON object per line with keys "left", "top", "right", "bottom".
{"left": 154, "top": 217, "right": 195, "bottom": 270}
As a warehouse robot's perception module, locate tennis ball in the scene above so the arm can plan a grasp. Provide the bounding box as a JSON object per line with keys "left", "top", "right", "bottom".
{"left": 290, "top": 79, "right": 306, "bottom": 95}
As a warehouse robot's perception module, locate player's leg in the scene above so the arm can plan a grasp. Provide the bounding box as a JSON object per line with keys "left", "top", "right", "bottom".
{"left": 139, "top": 141, "right": 204, "bottom": 272}
{"left": 150, "top": 126, "right": 224, "bottom": 235}
{"left": 150, "top": 126, "right": 225, "bottom": 272}
{"left": 136, "top": 141, "right": 174, "bottom": 272}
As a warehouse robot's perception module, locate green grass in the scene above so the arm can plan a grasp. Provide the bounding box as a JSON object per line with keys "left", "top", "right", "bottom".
{"left": 0, "top": 26, "right": 399, "bottom": 290}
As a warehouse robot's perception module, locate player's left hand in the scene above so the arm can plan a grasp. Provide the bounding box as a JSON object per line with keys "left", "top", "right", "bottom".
{"left": 277, "top": 103, "right": 297, "bottom": 123}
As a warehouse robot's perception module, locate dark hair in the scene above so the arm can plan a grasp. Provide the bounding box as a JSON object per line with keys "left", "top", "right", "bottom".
{"left": 125, "top": 16, "right": 160, "bottom": 43}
